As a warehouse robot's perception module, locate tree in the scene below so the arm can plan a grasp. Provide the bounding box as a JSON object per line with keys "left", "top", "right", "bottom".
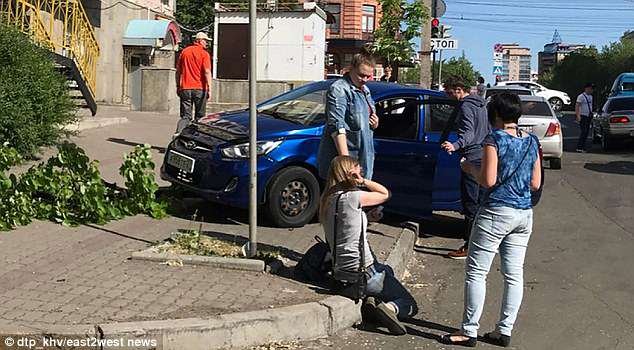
{"left": 433, "top": 54, "right": 481, "bottom": 87}
{"left": 0, "top": 24, "right": 77, "bottom": 158}
{"left": 175, "top": 0, "right": 216, "bottom": 47}
{"left": 371, "top": 0, "right": 429, "bottom": 79}
{"left": 544, "top": 38, "right": 634, "bottom": 109}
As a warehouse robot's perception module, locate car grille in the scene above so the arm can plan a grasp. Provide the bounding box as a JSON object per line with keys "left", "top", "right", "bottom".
{"left": 176, "top": 138, "right": 213, "bottom": 152}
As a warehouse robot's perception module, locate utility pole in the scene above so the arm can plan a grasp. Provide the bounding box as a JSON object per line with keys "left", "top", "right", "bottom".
{"left": 419, "top": 0, "right": 433, "bottom": 88}
{"left": 248, "top": 0, "right": 257, "bottom": 257}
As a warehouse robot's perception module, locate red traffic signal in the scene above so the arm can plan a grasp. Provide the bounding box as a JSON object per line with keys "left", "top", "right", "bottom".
{"left": 431, "top": 18, "right": 440, "bottom": 38}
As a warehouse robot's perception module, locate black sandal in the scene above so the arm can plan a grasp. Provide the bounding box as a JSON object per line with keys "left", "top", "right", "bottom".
{"left": 440, "top": 334, "right": 477, "bottom": 347}
{"left": 483, "top": 332, "right": 511, "bottom": 347}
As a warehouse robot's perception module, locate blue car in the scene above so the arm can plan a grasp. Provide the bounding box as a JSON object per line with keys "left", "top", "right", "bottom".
{"left": 161, "top": 80, "right": 463, "bottom": 227}
{"left": 609, "top": 73, "right": 634, "bottom": 97}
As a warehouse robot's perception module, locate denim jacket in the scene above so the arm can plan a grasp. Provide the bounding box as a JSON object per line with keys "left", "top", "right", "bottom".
{"left": 318, "top": 76, "right": 376, "bottom": 179}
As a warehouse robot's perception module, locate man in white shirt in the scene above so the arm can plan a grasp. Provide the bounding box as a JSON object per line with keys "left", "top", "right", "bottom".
{"left": 575, "top": 82, "right": 594, "bottom": 152}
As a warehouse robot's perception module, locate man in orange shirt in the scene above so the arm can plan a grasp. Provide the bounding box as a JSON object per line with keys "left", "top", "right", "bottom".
{"left": 175, "top": 32, "right": 212, "bottom": 133}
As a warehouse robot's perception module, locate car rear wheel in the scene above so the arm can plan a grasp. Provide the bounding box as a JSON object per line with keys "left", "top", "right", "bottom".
{"left": 548, "top": 97, "right": 563, "bottom": 112}
{"left": 550, "top": 158, "right": 562, "bottom": 170}
{"left": 266, "top": 166, "right": 320, "bottom": 228}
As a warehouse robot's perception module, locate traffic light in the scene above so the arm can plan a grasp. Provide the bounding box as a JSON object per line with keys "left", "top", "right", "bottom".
{"left": 431, "top": 18, "right": 440, "bottom": 38}
{"left": 440, "top": 24, "right": 452, "bottom": 38}
{"left": 325, "top": 53, "right": 334, "bottom": 66}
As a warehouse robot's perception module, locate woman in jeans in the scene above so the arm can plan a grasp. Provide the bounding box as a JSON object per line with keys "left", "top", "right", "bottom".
{"left": 320, "top": 155, "right": 418, "bottom": 335}
{"left": 441, "top": 93, "right": 541, "bottom": 347}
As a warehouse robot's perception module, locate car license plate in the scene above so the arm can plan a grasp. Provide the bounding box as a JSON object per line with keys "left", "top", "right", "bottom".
{"left": 167, "top": 151, "right": 195, "bottom": 173}
{"left": 519, "top": 126, "right": 533, "bottom": 134}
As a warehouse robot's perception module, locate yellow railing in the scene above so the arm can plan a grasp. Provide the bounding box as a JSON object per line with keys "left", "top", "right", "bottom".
{"left": 2, "top": 0, "right": 100, "bottom": 98}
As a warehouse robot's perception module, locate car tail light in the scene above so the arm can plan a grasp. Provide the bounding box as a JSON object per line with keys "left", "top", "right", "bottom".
{"left": 609, "top": 116, "right": 630, "bottom": 123}
{"left": 545, "top": 122, "right": 561, "bottom": 137}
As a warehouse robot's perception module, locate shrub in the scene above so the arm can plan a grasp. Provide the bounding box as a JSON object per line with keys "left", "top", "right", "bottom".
{"left": 0, "top": 24, "right": 77, "bottom": 158}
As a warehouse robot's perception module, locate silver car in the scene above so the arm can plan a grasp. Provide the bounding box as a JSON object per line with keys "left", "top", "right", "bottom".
{"left": 518, "top": 95, "right": 563, "bottom": 169}
{"left": 592, "top": 96, "right": 634, "bottom": 151}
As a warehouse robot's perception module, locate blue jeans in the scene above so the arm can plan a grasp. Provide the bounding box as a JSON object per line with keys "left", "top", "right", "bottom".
{"left": 461, "top": 206, "right": 533, "bottom": 337}
{"left": 461, "top": 169, "right": 485, "bottom": 243}
{"left": 365, "top": 262, "right": 418, "bottom": 319}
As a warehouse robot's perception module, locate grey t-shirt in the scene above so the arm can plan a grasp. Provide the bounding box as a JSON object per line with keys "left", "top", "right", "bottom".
{"left": 323, "top": 191, "right": 374, "bottom": 280}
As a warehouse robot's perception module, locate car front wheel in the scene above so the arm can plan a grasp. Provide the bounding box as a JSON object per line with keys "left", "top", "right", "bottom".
{"left": 548, "top": 97, "right": 563, "bottom": 112}
{"left": 266, "top": 166, "right": 320, "bottom": 228}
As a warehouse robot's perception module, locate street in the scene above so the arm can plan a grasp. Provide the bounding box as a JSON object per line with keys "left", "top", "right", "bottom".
{"left": 294, "top": 113, "right": 634, "bottom": 350}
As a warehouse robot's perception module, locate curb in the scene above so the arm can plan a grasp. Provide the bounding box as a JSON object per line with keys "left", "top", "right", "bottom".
{"left": 130, "top": 250, "right": 266, "bottom": 272}
{"left": 64, "top": 117, "right": 129, "bottom": 132}
{"left": 0, "top": 226, "right": 416, "bottom": 349}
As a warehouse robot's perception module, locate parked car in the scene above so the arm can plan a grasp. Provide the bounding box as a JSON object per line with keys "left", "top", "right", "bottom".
{"left": 592, "top": 96, "right": 634, "bottom": 150}
{"left": 161, "top": 81, "right": 543, "bottom": 227}
{"left": 609, "top": 73, "right": 634, "bottom": 97}
{"left": 485, "top": 85, "right": 534, "bottom": 99}
{"left": 518, "top": 96, "right": 563, "bottom": 169}
{"left": 497, "top": 81, "right": 571, "bottom": 112}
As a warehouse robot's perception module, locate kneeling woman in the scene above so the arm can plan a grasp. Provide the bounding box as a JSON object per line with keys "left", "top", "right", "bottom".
{"left": 320, "top": 155, "right": 418, "bottom": 335}
{"left": 441, "top": 93, "right": 541, "bottom": 347}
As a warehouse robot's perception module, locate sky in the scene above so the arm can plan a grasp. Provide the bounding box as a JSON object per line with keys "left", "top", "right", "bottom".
{"left": 418, "top": 0, "right": 634, "bottom": 83}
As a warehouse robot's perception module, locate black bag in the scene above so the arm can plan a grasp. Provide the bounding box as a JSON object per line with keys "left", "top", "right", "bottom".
{"left": 329, "top": 192, "right": 368, "bottom": 302}
{"left": 295, "top": 235, "right": 332, "bottom": 283}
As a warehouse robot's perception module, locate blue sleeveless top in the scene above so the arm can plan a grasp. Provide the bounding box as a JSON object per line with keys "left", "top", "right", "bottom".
{"left": 483, "top": 129, "right": 539, "bottom": 210}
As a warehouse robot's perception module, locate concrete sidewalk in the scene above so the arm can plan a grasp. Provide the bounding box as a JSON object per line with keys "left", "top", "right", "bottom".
{"left": 0, "top": 106, "right": 415, "bottom": 348}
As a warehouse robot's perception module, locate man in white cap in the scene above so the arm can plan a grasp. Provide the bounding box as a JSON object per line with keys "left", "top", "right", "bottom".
{"left": 175, "top": 32, "right": 212, "bottom": 134}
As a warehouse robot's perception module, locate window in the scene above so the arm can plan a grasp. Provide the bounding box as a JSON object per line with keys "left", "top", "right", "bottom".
{"left": 257, "top": 86, "right": 328, "bottom": 126}
{"left": 521, "top": 101, "right": 554, "bottom": 117}
{"left": 426, "top": 101, "right": 458, "bottom": 133}
{"left": 374, "top": 97, "right": 420, "bottom": 140}
{"left": 362, "top": 5, "right": 375, "bottom": 33}
{"left": 325, "top": 4, "right": 341, "bottom": 34}
{"left": 607, "top": 97, "right": 634, "bottom": 112}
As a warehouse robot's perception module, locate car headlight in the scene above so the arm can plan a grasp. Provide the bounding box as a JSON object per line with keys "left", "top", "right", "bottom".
{"left": 221, "top": 140, "right": 283, "bottom": 159}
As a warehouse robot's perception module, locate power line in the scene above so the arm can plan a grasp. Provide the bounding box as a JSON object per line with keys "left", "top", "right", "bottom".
{"left": 443, "top": 16, "right": 632, "bottom": 29}
{"left": 449, "top": 0, "right": 634, "bottom": 11}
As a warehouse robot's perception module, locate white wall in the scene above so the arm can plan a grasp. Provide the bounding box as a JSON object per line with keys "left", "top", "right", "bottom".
{"left": 213, "top": 11, "right": 326, "bottom": 82}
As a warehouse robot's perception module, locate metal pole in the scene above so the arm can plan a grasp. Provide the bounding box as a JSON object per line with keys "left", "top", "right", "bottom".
{"left": 248, "top": 0, "right": 258, "bottom": 258}
{"left": 438, "top": 49, "right": 443, "bottom": 88}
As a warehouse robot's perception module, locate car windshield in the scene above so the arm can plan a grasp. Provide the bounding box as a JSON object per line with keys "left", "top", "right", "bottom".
{"left": 608, "top": 97, "right": 634, "bottom": 112}
{"left": 257, "top": 86, "right": 327, "bottom": 126}
{"left": 521, "top": 101, "right": 553, "bottom": 117}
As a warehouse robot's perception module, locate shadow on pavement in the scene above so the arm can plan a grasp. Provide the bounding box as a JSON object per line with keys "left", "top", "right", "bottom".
{"left": 84, "top": 224, "right": 157, "bottom": 244}
{"left": 584, "top": 161, "right": 634, "bottom": 176}
{"left": 107, "top": 137, "right": 166, "bottom": 153}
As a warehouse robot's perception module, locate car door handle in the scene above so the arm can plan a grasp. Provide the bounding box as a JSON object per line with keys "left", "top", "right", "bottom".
{"left": 404, "top": 152, "right": 430, "bottom": 159}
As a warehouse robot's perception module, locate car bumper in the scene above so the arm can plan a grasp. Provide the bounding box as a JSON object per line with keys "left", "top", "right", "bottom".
{"left": 563, "top": 96, "right": 571, "bottom": 105}
{"left": 540, "top": 135, "right": 563, "bottom": 159}
{"left": 605, "top": 124, "right": 634, "bottom": 138}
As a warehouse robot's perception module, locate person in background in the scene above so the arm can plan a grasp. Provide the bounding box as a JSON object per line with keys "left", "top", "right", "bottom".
{"left": 441, "top": 93, "right": 541, "bottom": 348}
{"left": 441, "top": 75, "right": 490, "bottom": 260}
{"left": 321, "top": 155, "right": 418, "bottom": 336}
{"left": 380, "top": 66, "right": 397, "bottom": 82}
{"left": 575, "top": 82, "right": 595, "bottom": 153}
{"left": 175, "top": 32, "right": 212, "bottom": 135}
{"left": 476, "top": 77, "right": 486, "bottom": 98}
{"left": 318, "top": 52, "right": 379, "bottom": 180}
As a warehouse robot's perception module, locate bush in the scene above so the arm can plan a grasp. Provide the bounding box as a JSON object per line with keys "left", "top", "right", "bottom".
{"left": 0, "top": 24, "right": 77, "bottom": 158}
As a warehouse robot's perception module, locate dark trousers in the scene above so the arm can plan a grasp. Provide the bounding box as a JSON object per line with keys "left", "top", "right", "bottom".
{"left": 461, "top": 170, "right": 483, "bottom": 244}
{"left": 577, "top": 115, "right": 592, "bottom": 150}
{"left": 177, "top": 89, "right": 208, "bottom": 133}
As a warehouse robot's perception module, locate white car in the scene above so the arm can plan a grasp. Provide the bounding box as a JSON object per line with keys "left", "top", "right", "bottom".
{"left": 498, "top": 81, "right": 571, "bottom": 112}
{"left": 518, "top": 95, "right": 563, "bottom": 169}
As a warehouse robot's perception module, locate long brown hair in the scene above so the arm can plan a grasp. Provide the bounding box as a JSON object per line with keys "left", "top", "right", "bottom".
{"left": 318, "top": 156, "right": 360, "bottom": 224}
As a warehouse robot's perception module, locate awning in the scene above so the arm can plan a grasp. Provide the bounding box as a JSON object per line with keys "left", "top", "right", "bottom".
{"left": 122, "top": 20, "right": 181, "bottom": 49}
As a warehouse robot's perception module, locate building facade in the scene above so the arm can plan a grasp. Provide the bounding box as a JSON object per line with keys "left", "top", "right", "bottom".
{"left": 314, "top": 0, "right": 382, "bottom": 74}
{"left": 83, "top": 0, "right": 180, "bottom": 105}
{"left": 538, "top": 42, "right": 586, "bottom": 75}
{"left": 497, "top": 44, "right": 531, "bottom": 82}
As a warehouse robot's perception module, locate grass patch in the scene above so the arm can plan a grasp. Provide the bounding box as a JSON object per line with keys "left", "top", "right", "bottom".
{"left": 155, "top": 230, "right": 282, "bottom": 264}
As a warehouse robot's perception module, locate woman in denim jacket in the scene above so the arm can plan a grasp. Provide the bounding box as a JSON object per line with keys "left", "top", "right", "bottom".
{"left": 441, "top": 93, "right": 542, "bottom": 347}
{"left": 318, "top": 53, "right": 379, "bottom": 180}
